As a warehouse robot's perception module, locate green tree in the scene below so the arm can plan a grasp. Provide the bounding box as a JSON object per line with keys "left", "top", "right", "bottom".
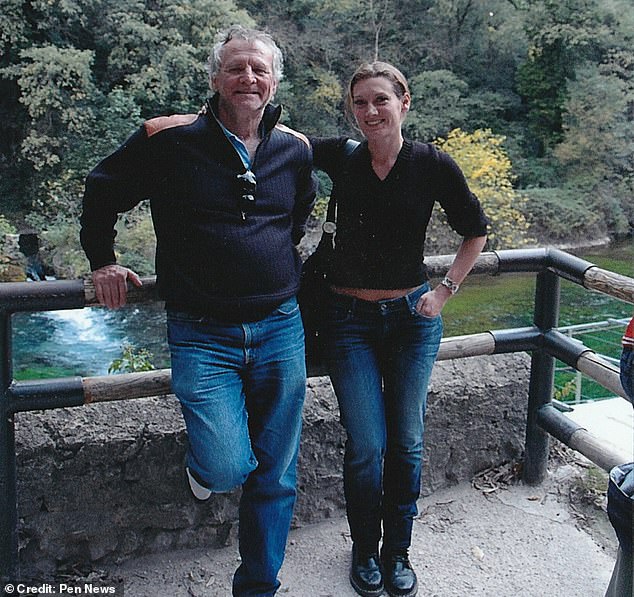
{"left": 434, "top": 128, "right": 531, "bottom": 249}
{"left": 280, "top": 67, "right": 343, "bottom": 135}
{"left": 516, "top": 42, "right": 570, "bottom": 153}
{"left": 554, "top": 60, "right": 634, "bottom": 236}
{"left": 556, "top": 62, "right": 632, "bottom": 181}
{"left": 93, "top": 0, "right": 248, "bottom": 116}
{"left": 405, "top": 70, "right": 470, "bottom": 141}
{"left": 7, "top": 45, "right": 97, "bottom": 172}
{"left": 516, "top": 0, "right": 613, "bottom": 155}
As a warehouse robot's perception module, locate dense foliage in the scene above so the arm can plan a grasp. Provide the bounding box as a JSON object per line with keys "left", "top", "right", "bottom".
{"left": 0, "top": 0, "right": 632, "bottom": 279}
{"left": 434, "top": 129, "right": 531, "bottom": 250}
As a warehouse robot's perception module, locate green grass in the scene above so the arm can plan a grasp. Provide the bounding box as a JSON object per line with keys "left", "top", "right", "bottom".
{"left": 14, "top": 366, "right": 78, "bottom": 381}
{"left": 443, "top": 242, "right": 633, "bottom": 402}
{"left": 442, "top": 273, "right": 536, "bottom": 336}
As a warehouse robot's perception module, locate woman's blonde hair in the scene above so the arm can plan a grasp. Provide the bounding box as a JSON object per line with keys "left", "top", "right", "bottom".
{"left": 345, "top": 61, "right": 410, "bottom": 118}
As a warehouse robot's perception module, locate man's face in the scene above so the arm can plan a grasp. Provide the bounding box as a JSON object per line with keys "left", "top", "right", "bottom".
{"left": 212, "top": 38, "right": 278, "bottom": 116}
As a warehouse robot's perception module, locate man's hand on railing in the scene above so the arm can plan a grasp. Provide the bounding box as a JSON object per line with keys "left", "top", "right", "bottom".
{"left": 92, "top": 264, "right": 143, "bottom": 309}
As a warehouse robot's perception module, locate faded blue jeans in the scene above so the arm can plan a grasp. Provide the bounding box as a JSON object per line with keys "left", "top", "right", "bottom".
{"left": 167, "top": 297, "right": 306, "bottom": 597}
{"left": 325, "top": 284, "right": 443, "bottom": 555}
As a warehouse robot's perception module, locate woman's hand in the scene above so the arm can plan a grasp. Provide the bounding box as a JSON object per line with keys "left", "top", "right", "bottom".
{"left": 416, "top": 235, "right": 488, "bottom": 318}
{"left": 415, "top": 285, "right": 452, "bottom": 318}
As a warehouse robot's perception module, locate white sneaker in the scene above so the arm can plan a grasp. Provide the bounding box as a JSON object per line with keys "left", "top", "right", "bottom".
{"left": 186, "top": 467, "right": 212, "bottom": 501}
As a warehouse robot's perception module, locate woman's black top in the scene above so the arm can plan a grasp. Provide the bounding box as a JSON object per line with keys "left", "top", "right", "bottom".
{"left": 310, "top": 137, "right": 489, "bottom": 289}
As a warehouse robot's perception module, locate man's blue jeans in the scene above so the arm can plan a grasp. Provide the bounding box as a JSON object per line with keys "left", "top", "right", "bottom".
{"left": 325, "top": 284, "right": 443, "bottom": 554}
{"left": 167, "top": 297, "right": 306, "bottom": 597}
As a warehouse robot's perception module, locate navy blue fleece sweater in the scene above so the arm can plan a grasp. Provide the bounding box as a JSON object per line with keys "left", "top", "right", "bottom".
{"left": 81, "top": 97, "right": 317, "bottom": 321}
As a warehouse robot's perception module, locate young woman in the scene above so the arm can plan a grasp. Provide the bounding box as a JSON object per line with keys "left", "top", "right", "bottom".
{"left": 310, "top": 62, "right": 489, "bottom": 597}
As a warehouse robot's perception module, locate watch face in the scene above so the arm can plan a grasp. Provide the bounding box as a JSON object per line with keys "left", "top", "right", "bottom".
{"left": 322, "top": 221, "right": 337, "bottom": 234}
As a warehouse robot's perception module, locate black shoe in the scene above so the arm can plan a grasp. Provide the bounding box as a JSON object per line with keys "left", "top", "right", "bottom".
{"left": 381, "top": 551, "right": 418, "bottom": 597}
{"left": 350, "top": 546, "right": 384, "bottom": 597}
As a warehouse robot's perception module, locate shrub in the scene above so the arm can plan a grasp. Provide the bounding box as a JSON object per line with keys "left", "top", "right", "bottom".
{"left": 522, "top": 186, "right": 607, "bottom": 244}
{"left": 108, "top": 342, "right": 155, "bottom": 374}
{"left": 434, "top": 129, "right": 532, "bottom": 250}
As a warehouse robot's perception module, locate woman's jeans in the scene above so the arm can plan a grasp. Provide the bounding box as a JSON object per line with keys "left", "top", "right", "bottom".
{"left": 325, "top": 284, "right": 443, "bottom": 554}
{"left": 167, "top": 297, "right": 306, "bottom": 597}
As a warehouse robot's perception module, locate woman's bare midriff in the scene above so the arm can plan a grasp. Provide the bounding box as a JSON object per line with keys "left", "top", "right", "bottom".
{"left": 330, "top": 285, "right": 420, "bottom": 302}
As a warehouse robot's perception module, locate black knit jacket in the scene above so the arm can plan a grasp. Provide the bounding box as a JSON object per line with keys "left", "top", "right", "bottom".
{"left": 310, "top": 136, "right": 489, "bottom": 289}
{"left": 81, "top": 96, "right": 317, "bottom": 321}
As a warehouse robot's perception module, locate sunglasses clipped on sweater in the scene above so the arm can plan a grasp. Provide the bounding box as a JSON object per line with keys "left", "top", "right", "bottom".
{"left": 236, "top": 170, "right": 257, "bottom": 220}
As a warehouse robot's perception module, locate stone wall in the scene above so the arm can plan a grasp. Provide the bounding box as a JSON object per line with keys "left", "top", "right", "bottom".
{"left": 14, "top": 352, "right": 530, "bottom": 576}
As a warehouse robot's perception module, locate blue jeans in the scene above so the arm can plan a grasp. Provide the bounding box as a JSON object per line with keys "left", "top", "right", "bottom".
{"left": 325, "top": 284, "right": 443, "bottom": 554}
{"left": 167, "top": 297, "right": 306, "bottom": 597}
{"left": 620, "top": 347, "right": 633, "bottom": 403}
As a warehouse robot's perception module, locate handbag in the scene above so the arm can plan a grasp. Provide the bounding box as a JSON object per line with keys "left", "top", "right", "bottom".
{"left": 300, "top": 139, "right": 359, "bottom": 372}
{"left": 299, "top": 198, "right": 337, "bottom": 371}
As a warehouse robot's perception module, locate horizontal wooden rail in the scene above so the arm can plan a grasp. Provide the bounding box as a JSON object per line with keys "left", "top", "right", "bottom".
{"left": 1, "top": 249, "right": 630, "bottom": 313}
{"left": 73, "top": 331, "right": 630, "bottom": 408}
{"left": 424, "top": 252, "right": 501, "bottom": 277}
{"left": 8, "top": 325, "right": 624, "bottom": 411}
{"left": 436, "top": 332, "right": 495, "bottom": 360}
{"left": 568, "top": 427, "right": 629, "bottom": 472}
{"left": 6, "top": 333, "right": 502, "bottom": 411}
{"left": 576, "top": 351, "right": 627, "bottom": 399}
{"left": 538, "top": 404, "right": 629, "bottom": 471}
{"left": 83, "top": 369, "right": 172, "bottom": 404}
{"left": 83, "top": 249, "right": 634, "bottom": 309}
{"left": 584, "top": 266, "right": 634, "bottom": 304}
{"left": 83, "top": 276, "right": 160, "bottom": 307}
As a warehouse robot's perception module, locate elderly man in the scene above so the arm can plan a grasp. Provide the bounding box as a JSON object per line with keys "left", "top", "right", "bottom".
{"left": 80, "top": 25, "right": 317, "bottom": 597}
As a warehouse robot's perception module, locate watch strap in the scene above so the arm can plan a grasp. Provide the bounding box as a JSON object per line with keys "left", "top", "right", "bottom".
{"left": 440, "top": 275, "right": 460, "bottom": 295}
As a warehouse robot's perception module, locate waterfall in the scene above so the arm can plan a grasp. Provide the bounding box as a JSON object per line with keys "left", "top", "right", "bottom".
{"left": 48, "top": 308, "right": 112, "bottom": 345}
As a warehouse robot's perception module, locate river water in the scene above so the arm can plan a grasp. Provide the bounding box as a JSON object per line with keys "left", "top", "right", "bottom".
{"left": 10, "top": 242, "right": 633, "bottom": 380}
{"left": 12, "top": 302, "right": 170, "bottom": 379}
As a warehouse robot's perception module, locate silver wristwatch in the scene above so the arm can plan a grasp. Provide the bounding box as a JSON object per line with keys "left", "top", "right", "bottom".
{"left": 440, "top": 275, "right": 460, "bottom": 295}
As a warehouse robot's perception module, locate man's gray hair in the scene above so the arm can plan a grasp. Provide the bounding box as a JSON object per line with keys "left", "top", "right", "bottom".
{"left": 207, "top": 25, "right": 284, "bottom": 83}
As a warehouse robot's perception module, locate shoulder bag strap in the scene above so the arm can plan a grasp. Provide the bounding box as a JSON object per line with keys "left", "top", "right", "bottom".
{"left": 324, "top": 138, "right": 360, "bottom": 228}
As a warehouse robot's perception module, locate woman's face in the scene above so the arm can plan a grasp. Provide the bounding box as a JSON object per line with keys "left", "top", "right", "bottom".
{"left": 351, "top": 76, "right": 410, "bottom": 140}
